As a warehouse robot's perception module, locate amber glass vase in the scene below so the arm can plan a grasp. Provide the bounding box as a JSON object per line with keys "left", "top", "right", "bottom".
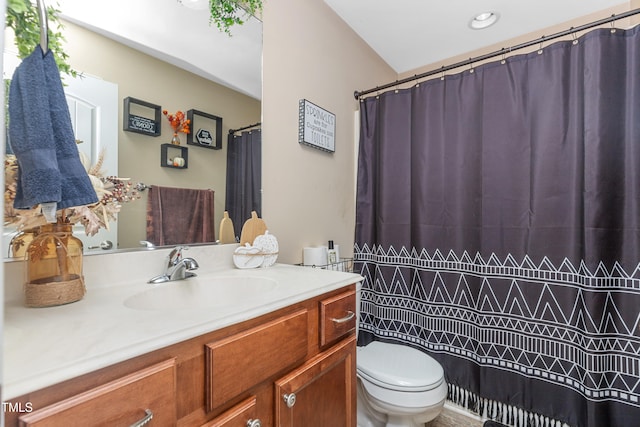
{"left": 8, "top": 227, "right": 38, "bottom": 258}
{"left": 24, "top": 222, "right": 85, "bottom": 307}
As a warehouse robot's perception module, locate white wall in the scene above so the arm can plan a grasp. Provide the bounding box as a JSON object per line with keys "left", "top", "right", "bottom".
{"left": 262, "top": 0, "right": 396, "bottom": 263}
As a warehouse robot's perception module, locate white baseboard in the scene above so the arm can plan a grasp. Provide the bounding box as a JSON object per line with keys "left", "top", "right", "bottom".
{"left": 443, "top": 401, "right": 486, "bottom": 423}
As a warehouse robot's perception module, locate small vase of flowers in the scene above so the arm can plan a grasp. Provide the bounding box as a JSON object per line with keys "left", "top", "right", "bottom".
{"left": 163, "top": 110, "right": 191, "bottom": 145}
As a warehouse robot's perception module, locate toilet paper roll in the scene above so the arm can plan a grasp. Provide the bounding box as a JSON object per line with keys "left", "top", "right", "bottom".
{"left": 303, "top": 247, "right": 328, "bottom": 266}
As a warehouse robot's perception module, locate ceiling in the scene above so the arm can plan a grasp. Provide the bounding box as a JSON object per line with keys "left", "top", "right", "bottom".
{"left": 323, "top": 0, "right": 628, "bottom": 74}
{"left": 54, "top": 0, "right": 629, "bottom": 101}
{"left": 55, "top": 0, "right": 262, "bottom": 100}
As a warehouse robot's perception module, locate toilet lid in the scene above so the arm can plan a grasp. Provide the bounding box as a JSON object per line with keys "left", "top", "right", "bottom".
{"left": 357, "top": 341, "right": 444, "bottom": 392}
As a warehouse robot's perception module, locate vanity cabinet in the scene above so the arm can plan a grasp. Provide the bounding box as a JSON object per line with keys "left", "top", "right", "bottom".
{"left": 269, "top": 288, "right": 358, "bottom": 426}
{"left": 5, "top": 284, "right": 357, "bottom": 427}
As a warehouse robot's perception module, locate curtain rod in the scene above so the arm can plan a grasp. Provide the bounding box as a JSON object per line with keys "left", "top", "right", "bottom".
{"left": 229, "top": 122, "right": 261, "bottom": 135}
{"left": 354, "top": 8, "right": 640, "bottom": 100}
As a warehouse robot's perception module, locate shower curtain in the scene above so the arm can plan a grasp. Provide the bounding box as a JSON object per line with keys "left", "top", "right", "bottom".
{"left": 225, "top": 128, "right": 262, "bottom": 238}
{"left": 355, "top": 26, "right": 640, "bottom": 427}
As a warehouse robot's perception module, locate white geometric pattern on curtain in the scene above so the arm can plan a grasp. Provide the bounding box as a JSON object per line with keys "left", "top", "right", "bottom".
{"left": 355, "top": 25, "right": 640, "bottom": 427}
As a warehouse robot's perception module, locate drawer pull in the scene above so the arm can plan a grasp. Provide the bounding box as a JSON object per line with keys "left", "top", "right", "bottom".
{"left": 331, "top": 310, "right": 355, "bottom": 324}
{"left": 283, "top": 392, "right": 297, "bottom": 408}
{"left": 247, "top": 419, "right": 262, "bottom": 427}
{"left": 130, "top": 409, "right": 153, "bottom": 427}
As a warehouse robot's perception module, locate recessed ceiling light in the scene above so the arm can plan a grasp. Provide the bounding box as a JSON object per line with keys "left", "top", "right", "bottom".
{"left": 469, "top": 12, "right": 499, "bottom": 30}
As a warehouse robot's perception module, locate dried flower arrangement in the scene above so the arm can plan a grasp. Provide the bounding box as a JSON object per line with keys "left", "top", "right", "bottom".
{"left": 163, "top": 110, "right": 191, "bottom": 134}
{"left": 4, "top": 150, "right": 141, "bottom": 237}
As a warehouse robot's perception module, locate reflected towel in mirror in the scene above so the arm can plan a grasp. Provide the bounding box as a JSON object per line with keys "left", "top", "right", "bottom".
{"left": 146, "top": 185, "right": 215, "bottom": 246}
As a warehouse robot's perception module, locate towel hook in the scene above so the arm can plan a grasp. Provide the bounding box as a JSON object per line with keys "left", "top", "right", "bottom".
{"left": 36, "top": 0, "right": 49, "bottom": 54}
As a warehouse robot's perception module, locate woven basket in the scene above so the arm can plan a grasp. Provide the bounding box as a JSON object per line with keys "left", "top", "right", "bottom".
{"left": 24, "top": 276, "right": 86, "bottom": 308}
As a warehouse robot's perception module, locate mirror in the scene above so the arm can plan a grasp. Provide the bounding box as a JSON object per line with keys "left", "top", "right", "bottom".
{"left": 3, "top": 0, "right": 262, "bottom": 257}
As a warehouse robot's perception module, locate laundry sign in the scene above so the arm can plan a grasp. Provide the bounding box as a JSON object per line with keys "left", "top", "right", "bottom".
{"left": 123, "top": 97, "right": 161, "bottom": 137}
{"left": 298, "top": 99, "right": 335, "bottom": 153}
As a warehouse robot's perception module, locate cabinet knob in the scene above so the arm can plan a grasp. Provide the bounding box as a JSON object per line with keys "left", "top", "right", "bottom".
{"left": 283, "top": 392, "right": 297, "bottom": 408}
{"left": 247, "top": 419, "right": 262, "bottom": 427}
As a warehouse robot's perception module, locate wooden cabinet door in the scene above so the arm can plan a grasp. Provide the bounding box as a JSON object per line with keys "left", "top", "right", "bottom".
{"left": 274, "top": 336, "right": 356, "bottom": 427}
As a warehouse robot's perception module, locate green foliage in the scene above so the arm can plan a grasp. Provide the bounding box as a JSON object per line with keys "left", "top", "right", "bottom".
{"left": 209, "top": 0, "right": 262, "bottom": 36}
{"left": 5, "top": 0, "right": 77, "bottom": 77}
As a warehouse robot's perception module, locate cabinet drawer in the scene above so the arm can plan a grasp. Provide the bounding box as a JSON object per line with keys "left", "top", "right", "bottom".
{"left": 18, "top": 359, "right": 176, "bottom": 427}
{"left": 201, "top": 396, "right": 260, "bottom": 427}
{"left": 206, "top": 309, "right": 308, "bottom": 411}
{"left": 319, "top": 289, "right": 356, "bottom": 347}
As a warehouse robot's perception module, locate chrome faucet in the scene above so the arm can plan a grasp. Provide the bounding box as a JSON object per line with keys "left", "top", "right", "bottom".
{"left": 148, "top": 246, "right": 199, "bottom": 284}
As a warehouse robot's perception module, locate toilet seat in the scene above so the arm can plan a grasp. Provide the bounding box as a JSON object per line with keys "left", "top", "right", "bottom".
{"left": 357, "top": 341, "right": 444, "bottom": 392}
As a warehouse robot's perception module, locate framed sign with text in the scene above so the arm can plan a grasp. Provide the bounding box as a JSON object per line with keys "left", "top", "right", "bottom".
{"left": 186, "top": 109, "right": 222, "bottom": 150}
{"left": 123, "top": 97, "right": 161, "bottom": 137}
{"left": 298, "top": 99, "right": 335, "bottom": 153}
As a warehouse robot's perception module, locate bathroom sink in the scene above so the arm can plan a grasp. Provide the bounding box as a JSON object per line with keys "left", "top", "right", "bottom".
{"left": 124, "top": 276, "right": 278, "bottom": 311}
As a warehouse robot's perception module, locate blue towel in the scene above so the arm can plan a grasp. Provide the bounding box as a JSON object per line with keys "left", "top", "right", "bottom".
{"left": 9, "top": 46, "right": 98, "bottom": 210}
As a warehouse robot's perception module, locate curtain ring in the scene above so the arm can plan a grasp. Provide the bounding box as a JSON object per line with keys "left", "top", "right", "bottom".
{"left": 537, "top": 37, "right": 544, "bottom": 55}
{"left": 571, "top": 29, "right": 578, "bottom": 45}
{"left": 610, "top": 15, "right": 617, "bottom": 33}
{"left": 440, "top": 66, "right": 445, "bottom": 81}
{"left": 500, "top": 48, "right": 507, "bottom": 65}
{"left": 469, "top": 59, "right": 474, "bottom": 74}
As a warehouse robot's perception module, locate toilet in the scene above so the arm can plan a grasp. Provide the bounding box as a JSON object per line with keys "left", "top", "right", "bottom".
{"left": 356, "top": 284, "right": 447, "bottom": 427}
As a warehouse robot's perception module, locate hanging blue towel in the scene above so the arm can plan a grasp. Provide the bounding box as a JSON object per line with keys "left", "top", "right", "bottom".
{"left": 9, "top": 46, "right": 98, "bottom": 210}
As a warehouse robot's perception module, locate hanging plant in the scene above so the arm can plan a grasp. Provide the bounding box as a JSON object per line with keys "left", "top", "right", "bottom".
{"left": 209, "top": 0, "right": 262, "bottom": 36}
{"left": 5, "top": 0, "right": 77, "bottom": 77}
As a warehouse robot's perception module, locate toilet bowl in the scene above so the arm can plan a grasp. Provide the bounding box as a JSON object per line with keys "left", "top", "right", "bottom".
{"left": 355, "top": 284, "right": 447, "bottom": 427}
{"left": 356, "top": 341, "right": 447, "bottom": 427}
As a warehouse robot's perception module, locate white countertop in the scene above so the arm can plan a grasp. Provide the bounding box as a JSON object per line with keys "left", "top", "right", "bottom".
{"left": 4, "top": 244, "right": 362, "bottom": 399}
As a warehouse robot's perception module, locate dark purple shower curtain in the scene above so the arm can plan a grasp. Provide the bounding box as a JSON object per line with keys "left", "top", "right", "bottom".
{"left": 355, "top": 26, "right": 640, "bottom": 427}
{"left": 225, "top": 129, "right": 262, "bottom": 239}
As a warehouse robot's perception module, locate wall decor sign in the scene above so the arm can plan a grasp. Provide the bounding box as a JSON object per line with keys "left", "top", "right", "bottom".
{"left": 123, "top": 97, "right": 161, "bottom": 137}
{"left": 186, "top": 109, "right": 222, "bottom": 150}
{"left": 298, "top": 99, "right": 335, "bottom": 153}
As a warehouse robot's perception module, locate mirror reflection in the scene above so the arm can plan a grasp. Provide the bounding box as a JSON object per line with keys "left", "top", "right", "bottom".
{"left": 3, "top": 0, "right": 262, "bottom": 258}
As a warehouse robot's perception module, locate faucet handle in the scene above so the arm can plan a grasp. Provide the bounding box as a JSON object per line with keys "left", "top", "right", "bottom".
{"left": 168, "top": 245, "right": 188, "bottom": 265}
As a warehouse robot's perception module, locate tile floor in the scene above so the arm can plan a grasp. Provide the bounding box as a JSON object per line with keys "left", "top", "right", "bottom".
{"left": 427, "top": 405, "right": 484, "bottom": 427}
